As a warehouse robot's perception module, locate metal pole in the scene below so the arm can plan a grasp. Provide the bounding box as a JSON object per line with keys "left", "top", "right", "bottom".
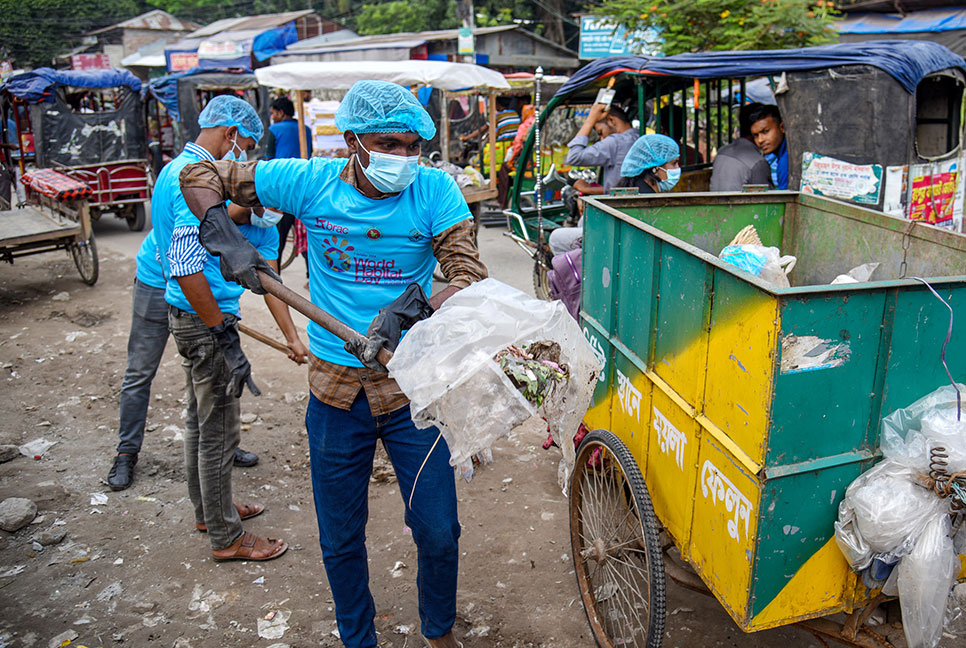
{"left": 535, "top": 66, "right": 544, "bottom": 244}
{"left": 487, "top": 90, "right": 497, "bottom": 191}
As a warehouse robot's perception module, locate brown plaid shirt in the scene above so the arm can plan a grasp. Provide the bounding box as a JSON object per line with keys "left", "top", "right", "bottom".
{"left": 180, "top": 156, "right": 487, "bottom": 416}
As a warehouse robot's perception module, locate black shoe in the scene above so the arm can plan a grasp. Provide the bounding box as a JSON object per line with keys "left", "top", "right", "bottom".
{"left": 233, "top": 448, "right": 259, "bottom": 468}
{"left": 108, "top": 454, "right": 138, "bottom": 491}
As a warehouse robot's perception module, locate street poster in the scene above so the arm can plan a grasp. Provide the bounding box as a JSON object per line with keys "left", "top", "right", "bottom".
{"left": 800, "top": 152, "right": 882, "bottom": 205}
{"left": 908, "top": 167, "right": 958, "bottom": 226}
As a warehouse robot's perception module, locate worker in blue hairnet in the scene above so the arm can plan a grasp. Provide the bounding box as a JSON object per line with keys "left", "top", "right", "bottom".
{"left": 177, "top": 80, "right": 487, "bottom": 648}
{"left": 549, "top": 133, "right": 681, "bottom": 256}
{"left": 145, "top": 94, "right": 307, "bottom": 564}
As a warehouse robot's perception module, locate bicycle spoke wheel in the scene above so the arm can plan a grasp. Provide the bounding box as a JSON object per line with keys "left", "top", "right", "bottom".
{"left": 570, "top": 430, "right": 666, "bottom": 648}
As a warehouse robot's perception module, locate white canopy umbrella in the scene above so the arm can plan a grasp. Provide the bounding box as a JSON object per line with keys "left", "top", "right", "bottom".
{"left": 254, "top": 59, "right": 511, "bottom": 91}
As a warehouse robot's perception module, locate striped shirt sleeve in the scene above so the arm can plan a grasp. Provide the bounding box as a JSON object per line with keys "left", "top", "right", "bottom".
{"left": 167, "top": 225, "right": 207, "bottom": 277}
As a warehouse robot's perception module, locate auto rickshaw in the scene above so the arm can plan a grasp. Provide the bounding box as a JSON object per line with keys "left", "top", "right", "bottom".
{"left": 143, "top": 68, "right": 270, "bottom": 173}
{"left": 1, "top": 68, "right": 151, "bottom": 231}
{"left": 505, "top": 40, "right": 966, "bottom": 298}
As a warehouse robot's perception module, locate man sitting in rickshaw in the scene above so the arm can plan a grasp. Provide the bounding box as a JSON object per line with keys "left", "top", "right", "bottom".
{"left": 749, "top": 104, "right": 788, "bottom": 189}
{"left": 710, "top": 102, "right": 773, "bottom": 192}
{"left": 564, "top": 102, "right": 638, "bottom": 195}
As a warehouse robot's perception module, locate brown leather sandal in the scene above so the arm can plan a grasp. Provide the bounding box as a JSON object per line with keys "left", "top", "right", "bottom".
{"left": 195, "top": 503, "right": 264, "bottom": 532}
{"left": 211, "top": 531, "right": 287, "bottom": 562}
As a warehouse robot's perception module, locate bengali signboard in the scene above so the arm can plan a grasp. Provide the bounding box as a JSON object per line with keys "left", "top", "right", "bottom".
{"left": 578, "top": 16, "right": 660, "bottom": 59}
{"left": 168, "top": 52, "right": 199, "bottom": 72}
{"left": 908, "top": 169, "right": 958, "bottom": 226}
{"left": 71, "top": 54, "right": 111, "bottom": 71}
{"left": 800, "top": 152, "right": 882, "bottom": 205}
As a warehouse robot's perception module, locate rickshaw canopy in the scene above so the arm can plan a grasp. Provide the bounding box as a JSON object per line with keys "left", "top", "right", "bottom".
{"left": 143, "top": 68, "right": 259, "bottom": 121}
{"left": 555, "top": 40, "right": 966, "bottom": 97}
{"left": 254, "top": 60, "right": 511, "bottom": 91}
{"left": 1, "top": 67, "right": 141, "bottom": 103}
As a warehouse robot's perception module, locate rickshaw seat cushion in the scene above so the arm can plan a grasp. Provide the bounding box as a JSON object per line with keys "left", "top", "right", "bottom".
{"left": 20, "top": 169, "right": 92, "bottom": 202}
{"left": 335, "top": 80, "right": 437, "bottom": 140}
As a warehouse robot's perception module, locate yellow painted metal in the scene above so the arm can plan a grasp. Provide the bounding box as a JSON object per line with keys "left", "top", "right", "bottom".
{"left": 611, "top": 355, "right": 651, "bottom": 473}
{"left": 689, "top": 432, "right": 761, "bottom": 623}
{"left": 646, "top": 387, "right": 701, "bottom": 552}
{"left": 703, "top": 289, "right": 780, "bottom": 466}
{"left": 749, "top": 538, "right": 856, "bottom": 631}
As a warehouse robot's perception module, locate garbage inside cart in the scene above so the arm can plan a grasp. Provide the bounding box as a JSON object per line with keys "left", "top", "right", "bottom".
{"left": 835, "top": 384, "right": 966, "bottom": 648}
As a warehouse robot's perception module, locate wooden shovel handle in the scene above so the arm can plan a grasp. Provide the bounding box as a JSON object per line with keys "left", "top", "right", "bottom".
{"left": 256, "top": 270, "right": 393, "bottom": 367}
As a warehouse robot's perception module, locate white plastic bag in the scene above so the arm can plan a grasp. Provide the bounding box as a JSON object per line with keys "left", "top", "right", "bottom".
{"left": 719, "top": 244, "right": 796, "bottom": 288}
{"left": 897, "top": 512, "right": 959, "bottom": 648}
{"left": 842, "top": 459, "right": 944, "bottom": 554}
{"left": 388, "top": 279, "right": 603, "bottom": 490}
{"left": 831, "top": 262, "right": 880, "bottom": 285}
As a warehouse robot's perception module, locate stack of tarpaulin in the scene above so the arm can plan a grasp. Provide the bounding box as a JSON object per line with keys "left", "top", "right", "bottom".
{"left": 835, "top": 384, "right": 966, "bottom": 648}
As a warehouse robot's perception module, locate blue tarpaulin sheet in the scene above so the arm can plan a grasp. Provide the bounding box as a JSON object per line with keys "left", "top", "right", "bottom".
{"left": 556, "top": 40, "right": 966, "bottom": 96}
{"left": 1, "top": 67, "right": 141, "bottom": 102}
{"left": 838, "top": 9, "right": 966, "bottom": 34}
{"left": 143, "top": 68, "right": 220, "bottom": 121}
{"left": 253, "top": 22, "right": 297, "bottom": 62}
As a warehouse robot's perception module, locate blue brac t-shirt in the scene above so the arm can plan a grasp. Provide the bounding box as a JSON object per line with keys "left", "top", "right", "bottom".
{"left": 254, "top": 157, "right": 471, "bottom": 366}
{"left": 134, "top": 230, "right": 166, "bottom": 289}
{"left": 164, "top": 221, "right": 279, "bottom": 317}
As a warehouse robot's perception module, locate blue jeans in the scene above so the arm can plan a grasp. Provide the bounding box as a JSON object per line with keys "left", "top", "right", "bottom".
{"left": 116, "top": 279, "right": 170, "bottom": 455}
{"left": 306, "top": 392, "right": 460, "bottom": 647}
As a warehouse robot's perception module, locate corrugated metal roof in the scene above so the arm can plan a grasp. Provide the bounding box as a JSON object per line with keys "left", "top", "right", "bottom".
{"left": 87, "top": 9, "right": 199, "bottom": 35}
{"left": 186, "top": 10, "right": 317, "bottom": 38}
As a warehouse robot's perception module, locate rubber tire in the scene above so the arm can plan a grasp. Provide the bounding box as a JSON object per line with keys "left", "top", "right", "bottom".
{"left": 570, "top": 429, "right": 667, "bottom": 648}
{"left": 127, "top": 202, "right": 146, "bottom": 232}
{"left": 532, "top": 255, "right": 552, "bottom": 301}
{"left": 280, "top": 228, "right": 298, "bottom": 270}
{"left": 71, "top": 232, "right": 99, "bottom": 286}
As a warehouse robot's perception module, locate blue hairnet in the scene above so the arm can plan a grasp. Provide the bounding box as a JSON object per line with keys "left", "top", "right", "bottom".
{"left": 621, "top": 134, "right": 680, "bottom": 177}
{"left": 198, "top": 95, "right": 264, "bottom": 143}
{"left": 335, "top": 80, "right": 436, "bottom": 140}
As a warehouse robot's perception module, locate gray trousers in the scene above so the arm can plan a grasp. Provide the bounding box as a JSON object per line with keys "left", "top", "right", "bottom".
{"left": 548, "top": 216, "right": 583, "bottom": 257}
{"left": 116, "top": 279, "right": 169, "bottom": 455}
{"left": 169, "top": 307, "right": 243, "bottom": 551}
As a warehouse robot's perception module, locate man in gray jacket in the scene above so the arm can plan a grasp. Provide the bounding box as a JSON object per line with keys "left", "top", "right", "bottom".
{"left": 710, "top": 102, "right": 773, "bottom": 192}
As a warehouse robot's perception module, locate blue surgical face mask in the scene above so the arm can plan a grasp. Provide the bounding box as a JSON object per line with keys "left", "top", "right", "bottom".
{"left": 657, "top": 166, "right": 681, "bottom": 192}
{"left": 223, "top": 135, "right": 248, "bottom": 162}
{"left": 357, "top": 138, "right": 418, "bottom": 193}
{"left": 251, "top": 208, "right": 282, "bottom": 229}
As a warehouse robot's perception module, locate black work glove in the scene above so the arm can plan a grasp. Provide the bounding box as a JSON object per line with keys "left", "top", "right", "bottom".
{"left": 198, "top": 203, "right": 282, "bottom": 295}
{"left": 344, "top": 282, "right": 434, "bottom": 372}
{"left": 210, "top": 317, "right": 261, "bottom": 398}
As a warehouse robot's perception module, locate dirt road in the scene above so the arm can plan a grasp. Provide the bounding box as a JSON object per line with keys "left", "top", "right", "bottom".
{"left": 0, "top": 223, "right": 879, "bottom": 647}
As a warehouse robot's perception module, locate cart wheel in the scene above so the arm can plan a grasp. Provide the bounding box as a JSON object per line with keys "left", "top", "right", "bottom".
{"left": 127, "top": 202, "right": 146, "bottom": 231}
{"left": 71, "top": 232, "right": 99, "bottom": 286}
{"left": 570, "top": 429, "right": 666, "bottom": 648}
{"left": 280, "top": 228, "right": 298, "bottom": 270}
{"left": 533, "top": 255, "right": 552, "bottom": 301}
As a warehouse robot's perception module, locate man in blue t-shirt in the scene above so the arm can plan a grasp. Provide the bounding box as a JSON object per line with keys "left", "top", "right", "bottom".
{"left": 264, "top": 96, "right": 312, "bottom": 275}
{"left": 105, "top": 229, "right": 266, "bottom": 490}
{"left": 157, "top": 95, "right": 308, "bottom": 564}
{"left": 177, "top": 81, "right": 487, "bottom": 648}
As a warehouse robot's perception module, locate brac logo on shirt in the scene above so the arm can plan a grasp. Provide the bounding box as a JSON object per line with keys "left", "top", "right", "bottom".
{"left": 355, "top": 257, "right": 403, "bottom": 285}
{"left": 323, "top": 237, "right": 354, "bottom": 273}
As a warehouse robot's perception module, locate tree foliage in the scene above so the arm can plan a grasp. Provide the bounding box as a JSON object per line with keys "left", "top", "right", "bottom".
{"left": 0, "top": 0, "right": 139, "bottom": 68}
{"left": 355, "top": 0, "right": 457, "bottom": 35}
{"left": 593, "top": 0, "right": 839, "bottom": 55}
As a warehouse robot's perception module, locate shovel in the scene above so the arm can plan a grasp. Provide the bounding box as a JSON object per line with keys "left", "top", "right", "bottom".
{"left": 255, "top": 270, "right": 393, "bottom": 368}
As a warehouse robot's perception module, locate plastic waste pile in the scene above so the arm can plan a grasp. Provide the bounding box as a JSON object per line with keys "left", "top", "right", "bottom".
{"left": 387, "top": 279, "right": 603, "bottom": 490}
{"left": 426, "top": 159, "right": 485, "bottom": 189}
{"left": 835, "top": 384, "right": 966, "bottom": 648}
{"left": 718, "top": 225, "right": 796, "bottom": 288}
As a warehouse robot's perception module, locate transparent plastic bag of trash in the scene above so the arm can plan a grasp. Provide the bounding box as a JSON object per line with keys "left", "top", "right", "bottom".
{"left": 897, "top": 512, "right": 959, "bottom": 648}
{"left": 881, "top": 383, "right": 966, "bottom": 471}
{"left": 834, "top": 459, "right": 945, "bottom": 566}
{"left": 387, "top": 278, "right": 604, "bottom": 490}
{"left": 719, "top": 244, "right": 796, "bottom": 288}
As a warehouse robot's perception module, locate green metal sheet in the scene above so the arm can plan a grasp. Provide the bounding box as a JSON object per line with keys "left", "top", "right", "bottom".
{"left": 750, "top": 460, "right": 870, "bottom": 617}
{"left": 768, "top": 291, "right": 888, "bottom": 466}
{"left": 582, "top": 205, "right": 619, "bottom": 332}
{"left": 615, "top": 218, "right": 658, "bottom": 367}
